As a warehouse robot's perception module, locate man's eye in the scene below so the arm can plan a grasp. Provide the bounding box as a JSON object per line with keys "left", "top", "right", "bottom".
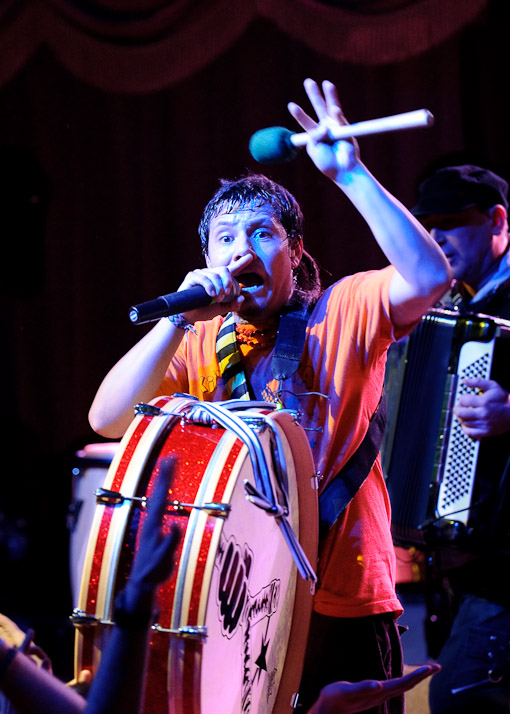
{"left": 253, "top": 230, "right": 272, "bottom": 241}
{"left": 218, "top": 235, "right": 234, "bottom": 244}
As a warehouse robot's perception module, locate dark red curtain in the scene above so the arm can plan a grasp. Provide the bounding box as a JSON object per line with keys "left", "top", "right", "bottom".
{"left": 0, "top": 0, "right": 489, "bottom": 90}
{"left": 0, "top": 0, "right": 507, "bottom": 677}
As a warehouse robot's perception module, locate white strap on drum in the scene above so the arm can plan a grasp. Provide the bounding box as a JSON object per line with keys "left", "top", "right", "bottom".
{"left": 183, "top": 400, "right": 317, "bottom": 587}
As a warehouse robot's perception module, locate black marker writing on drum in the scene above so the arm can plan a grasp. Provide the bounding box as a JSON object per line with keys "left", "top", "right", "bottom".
{"left": 129, "top": 283, "right": 240, "bottom": 324}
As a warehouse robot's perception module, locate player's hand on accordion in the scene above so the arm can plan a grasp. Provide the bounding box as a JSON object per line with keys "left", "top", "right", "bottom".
{"left": 454, "top": 377, "right": 510, "bottom": 439}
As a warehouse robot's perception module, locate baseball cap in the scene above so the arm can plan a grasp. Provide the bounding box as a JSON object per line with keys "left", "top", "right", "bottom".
{"left": 412, "top": 164, "right": 509, "bottom": 216}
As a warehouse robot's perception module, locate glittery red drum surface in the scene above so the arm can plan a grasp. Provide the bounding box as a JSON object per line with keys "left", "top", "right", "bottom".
{"left": 69, "top": 442, "right": 120, "bottom": 609}
{"left": 73, "top": 397, "right": 318, "bottom": 714}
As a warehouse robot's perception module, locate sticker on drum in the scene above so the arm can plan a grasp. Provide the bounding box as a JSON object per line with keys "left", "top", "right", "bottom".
{"left": 73, "top": 397, "right": 318, "bottom": 714}
{"left": 68, "top": 442, "right": 120, "bottom": 608}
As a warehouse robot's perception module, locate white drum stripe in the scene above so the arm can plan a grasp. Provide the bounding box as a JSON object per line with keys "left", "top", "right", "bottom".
{"left": 97, "top": 413, "right": 172, "bottom": 619}
{"left": 197, "top": 440, "right": 250, "bottom": 626}
{"left": 77, "top": 412, "right": 141, "bottom": 614}
{"left": 96, "top": 398, "right": 194, "bottom": 620}
{"left": 171, "top": 429, "right": 239, "bottom": 629}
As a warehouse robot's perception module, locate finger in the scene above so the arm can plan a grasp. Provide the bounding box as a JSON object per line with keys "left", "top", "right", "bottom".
{"left": 151, "top": 524, "right": 182, "bottom": 583}
{"left": 287, "top": 101, "right": 318, "bottom": 133}
{"left": 304, "top": 78, "right": 328, "bottom": 122}
{"left": 180, "top": 269, "right": 225, "bottom": 298}
{"left": 19, "top": 628, "right": 35, "bottom": 653}
{"left": 322, "top": 80, "right": 347, "bottom": 125}
{"left": 78, "top": 669, "right": 93, "bottom": 683}
{"left": 226, "top": 294, "right": 245, "bottom": 312}
{"left": 454, "top": 404, "right": 483, "bottom": 420}
{"left": 307, "top": 123, "right": 333, "bottom": 145}
{"left": 376, "top": 664, "right": 441, "bottom": 698}
{"left": 145, "top": 458, "right": 175, "bottom": 529}
{"left": 396, "top": 664, "right": 441, "bottom": 689}
{"left": 40, "top": 656, "right": 53, "bottom": 673}
{"left": 459, "top": 424, "right": 484, "bottom": 440}
{"left": 456, "top": 394, "right": 483, "bottom": 408}
{"left": 228, "top": 252, "right": 255, "bottom": 275}
{"left": 462, "top": 377, "right": 493, "bottom": 391}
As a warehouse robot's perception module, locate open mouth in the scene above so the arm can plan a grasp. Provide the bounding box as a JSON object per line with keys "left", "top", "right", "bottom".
{"left": 237, "top": 272, "right": 264, "bottom": 291}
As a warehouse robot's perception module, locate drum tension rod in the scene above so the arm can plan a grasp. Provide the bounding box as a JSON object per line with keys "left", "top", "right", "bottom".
{"left": 168, "top": 500, "right": 231, "bottom": 518}
{"left": 70, "top": 609, "right": 109, "bottom": 627}
{"left": 70, "top": 610, "right": 207, "bottom": 641}
{"left": 151, "top": 623, "right": 208, "bottom": 641}
{"left": 94, "top": 488, "right": 147, "bottom": 507}
{"left": 94, "top": 488, "right": 230, "bottom": 517}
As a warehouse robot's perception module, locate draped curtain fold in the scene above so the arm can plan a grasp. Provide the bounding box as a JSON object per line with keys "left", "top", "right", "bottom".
{"left": 0, "top": 0, "right": 489, "bottom": 92}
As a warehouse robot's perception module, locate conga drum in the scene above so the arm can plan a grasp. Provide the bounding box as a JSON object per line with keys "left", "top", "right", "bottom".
{"left": 68, "top": 441, "right": 120, "bottom": 607}
{"left": 73, "top": 396, "right": 318, "bottom": 714}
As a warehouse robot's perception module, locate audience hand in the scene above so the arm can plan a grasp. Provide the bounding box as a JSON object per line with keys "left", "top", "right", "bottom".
{"left": 308, "top": 664, "right": 441, "bottom": 714}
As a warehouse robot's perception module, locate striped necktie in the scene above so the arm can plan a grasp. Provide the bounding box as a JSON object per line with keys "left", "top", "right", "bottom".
{"left": 216, "top": 313, "right": 251, "bottom": 400}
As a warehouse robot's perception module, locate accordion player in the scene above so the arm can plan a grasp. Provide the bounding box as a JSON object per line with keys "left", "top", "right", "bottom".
{"left": 382, "top": 308, "right": 510, "bottom": 555}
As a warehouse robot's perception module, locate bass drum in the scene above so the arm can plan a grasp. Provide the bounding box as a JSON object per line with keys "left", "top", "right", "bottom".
{"left": 73, "top": 396, "right": 318, "bottom": 714}
{"left": 68, "top": 441, "right": 120, "bottom": 608}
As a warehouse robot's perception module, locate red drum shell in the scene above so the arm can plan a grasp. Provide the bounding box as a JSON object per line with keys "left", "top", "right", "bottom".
{"left": 74, "top": 397, "right": 318, "bottom": 714}
{"left": 69, "top": 442, "right": 120, "bottom": 608}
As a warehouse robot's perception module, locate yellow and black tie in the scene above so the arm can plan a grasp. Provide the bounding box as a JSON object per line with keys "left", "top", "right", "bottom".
{"left": 216, "top": 313, "right": 251, "bottom": 400}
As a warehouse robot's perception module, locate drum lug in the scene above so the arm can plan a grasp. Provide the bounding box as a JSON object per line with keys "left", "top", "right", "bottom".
{"left": 70, "top": 608, "right": 101, "bottom": 626}
{"left": 151, "top": 623, "right": 208, "bottom": 641}
{"left": 242, "top": 416, "right": 268, "bottom": 432}
{"left": 134, "top": 402, "right": 164, "bottom": 417}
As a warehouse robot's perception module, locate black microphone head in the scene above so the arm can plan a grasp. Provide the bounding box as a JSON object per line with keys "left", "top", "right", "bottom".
{"left": 249, "top": 126, "right": 298, "bottom": 164}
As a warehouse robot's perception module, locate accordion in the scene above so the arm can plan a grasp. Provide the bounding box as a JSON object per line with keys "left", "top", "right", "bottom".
{"left": 382, "top": 308, "right": 510, "bottom": 554}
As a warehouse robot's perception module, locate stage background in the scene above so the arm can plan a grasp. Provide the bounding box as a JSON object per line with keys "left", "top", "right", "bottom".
{"left": 0, "top": 0, "right": 507, "bottom": 680}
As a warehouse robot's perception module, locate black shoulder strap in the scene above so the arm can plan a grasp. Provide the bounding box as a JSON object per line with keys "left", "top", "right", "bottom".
{"left": 271, "top": 301, "right": 312, "bottom": 381}
{"left": 271, "top": 301, "right": 386, "bottom": 542}
{"left": 318, "top": 391, "right": 386, "bottom": 541}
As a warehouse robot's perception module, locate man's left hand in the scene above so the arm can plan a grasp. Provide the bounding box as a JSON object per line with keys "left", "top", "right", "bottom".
{"left": 287, "top": 79, "right": 360, "bottom": 182}
{"left": 454, "top": 377, "right": 510, "bottom": 439}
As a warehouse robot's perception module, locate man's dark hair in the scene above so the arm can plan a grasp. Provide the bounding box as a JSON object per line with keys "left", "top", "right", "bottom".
{"left": 198, "top": 173, "right": 322, "bottom": 305}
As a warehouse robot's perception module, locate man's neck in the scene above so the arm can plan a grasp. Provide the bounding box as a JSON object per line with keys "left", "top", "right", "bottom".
{"left": 458, "top": 241, "right": 510, "bottom": 303}
{"left": 464, "top": 239, "right": 509, "bottom": 294}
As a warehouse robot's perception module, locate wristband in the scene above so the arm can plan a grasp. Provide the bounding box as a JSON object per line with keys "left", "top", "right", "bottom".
{"left": 167, "top": 314, "right": 196, "bottom": 334}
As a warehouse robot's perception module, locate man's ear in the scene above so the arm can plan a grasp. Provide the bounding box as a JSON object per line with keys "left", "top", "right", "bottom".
{"left": 290, "top": 238, "right": 304, "bottom": 268}
{"left": 490, "top": 204, "right": 507, "bottom": 235}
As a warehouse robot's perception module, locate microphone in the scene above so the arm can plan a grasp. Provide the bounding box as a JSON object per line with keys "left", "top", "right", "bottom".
{"left": 249, "top": 108, "right": 434, "bottom": 164}
{"left": 129, "top": 284, "right": 239, "bottom": 325}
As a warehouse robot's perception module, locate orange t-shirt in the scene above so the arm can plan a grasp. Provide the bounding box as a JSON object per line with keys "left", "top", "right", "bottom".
{"left": 158, "top": 266, "right": 404, "bottom": 618}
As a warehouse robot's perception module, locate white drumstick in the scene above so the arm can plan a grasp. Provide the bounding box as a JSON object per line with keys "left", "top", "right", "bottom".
{"left": 292, "top": 108, "right": 434, "bottom": 146}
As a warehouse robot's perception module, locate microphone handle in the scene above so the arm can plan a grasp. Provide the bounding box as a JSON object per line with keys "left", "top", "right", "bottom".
{"left": 129, "top": 286, "right": 211, "bottom": 324}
